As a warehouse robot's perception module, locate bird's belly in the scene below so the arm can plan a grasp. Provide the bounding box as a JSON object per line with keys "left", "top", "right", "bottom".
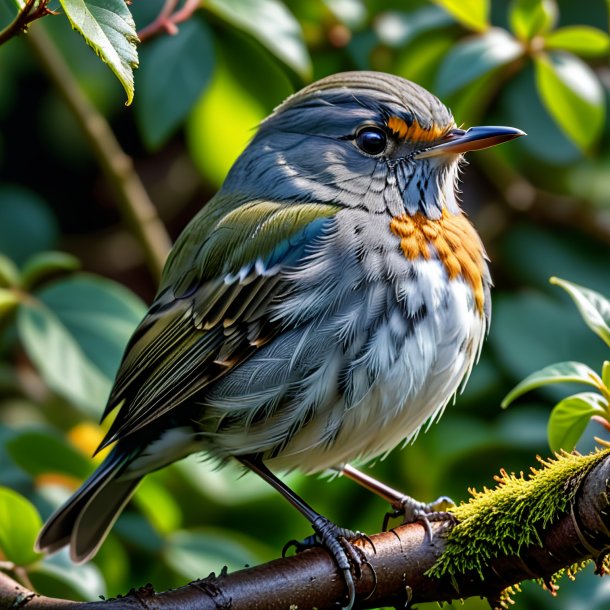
{"left": 266, "top": 274, "right": 485, "bottom": 473}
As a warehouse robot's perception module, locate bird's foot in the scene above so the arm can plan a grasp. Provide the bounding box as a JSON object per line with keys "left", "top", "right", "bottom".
{"left": 283, "top": 516, "right": 369, "bottom": 609}
{"left": 383, "top": 494, "right": 456, "bottom": 540}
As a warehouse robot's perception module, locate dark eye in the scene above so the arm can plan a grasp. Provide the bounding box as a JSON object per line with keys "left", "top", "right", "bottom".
{"left": 355, "top": 126, "right": 387, "bottom": 156}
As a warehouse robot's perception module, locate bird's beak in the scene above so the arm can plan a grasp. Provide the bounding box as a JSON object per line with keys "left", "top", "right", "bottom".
{"left": 414, "top": 126, "right": 526, "bottom": 159}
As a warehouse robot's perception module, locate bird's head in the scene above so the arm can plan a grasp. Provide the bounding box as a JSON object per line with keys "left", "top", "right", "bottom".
{"left": 221, "top": 71, "right": 524, "bottom": 219}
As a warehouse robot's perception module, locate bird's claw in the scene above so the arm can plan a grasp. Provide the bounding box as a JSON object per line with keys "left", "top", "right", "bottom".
{"left": 383, "top": 494, "right": 457, "bottom": 540}
{"left": 283, "top": 516, "right": 368, "bottom": 609}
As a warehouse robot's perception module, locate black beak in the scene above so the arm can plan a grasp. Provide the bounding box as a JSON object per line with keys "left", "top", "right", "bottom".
{"left": 415, "top": 126, "right": 526, "bottom": 159}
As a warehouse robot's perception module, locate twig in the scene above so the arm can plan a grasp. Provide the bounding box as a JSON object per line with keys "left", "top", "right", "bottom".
{"left": 1, "top": 452, "right": 609, "bottom": 609}
{"left": 137, "top": 0, "right": 200, "bottom": 42}
{"left": 25, "top": 23, "right": 172, "bottom": 281}
{"left": 0, "top": 0, "right": 51, "bottom": 46}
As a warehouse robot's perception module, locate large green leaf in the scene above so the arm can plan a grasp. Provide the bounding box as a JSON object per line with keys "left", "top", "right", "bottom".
{"left": 535, "top": 51, "right": 604, "bottom": 151}
{"left": 0, "top": 487, "right": 43, "bottom": 566}
{"left": 205, "top": 0, "right": 311, "bottom": 79}
{"left": 545, "top": 26, "right": 610, "bottom": 57}
{"left": 135, "top": 18, "right": 215, "bottom": 149}
{"left": 59, "top": 0, "right": 139, "bottom": 104}
{"left": 436, "top": 28, "right": 522, "bottom": 97}
{"left": 548, "top": 392, "right": 606, "bottom": 452}
{"left": 502, "top": 361, "right": 603, "bottom": 407}
{"left": 551, "top": 277, "right": 610, "bottom": 348}
{"left": 432, "top": 0, "right": 489, "bottom": 32}
{"left": 17, "top": 274, "right": 146, "bottom": 414}
{"left": 509, "top": 0, "right": 556, "bottom": 40}
{"left": 5, "top": 429, "right": 92, "bottom": 479}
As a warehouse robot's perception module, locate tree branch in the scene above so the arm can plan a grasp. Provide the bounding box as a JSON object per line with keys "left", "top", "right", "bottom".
{"left": 25, "top": 24, "right": 172, "bottom": 281}
{"left": 0, "top": 0, "right": 51, "bottom": 46}
{"left": 1, "top": 451, "right": 610, "bottom": 609}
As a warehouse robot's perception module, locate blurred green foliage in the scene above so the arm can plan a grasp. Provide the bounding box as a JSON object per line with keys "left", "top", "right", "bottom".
{"left": 0, "top": 0, "right": 609, "bottom": 608}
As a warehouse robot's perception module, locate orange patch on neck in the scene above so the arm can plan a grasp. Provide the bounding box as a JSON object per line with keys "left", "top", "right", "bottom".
{"left": 387, "top": 115, "right": 449, "bottom": 143}
{"left": 389, "top": 211, "right": 487, "bottom": 314}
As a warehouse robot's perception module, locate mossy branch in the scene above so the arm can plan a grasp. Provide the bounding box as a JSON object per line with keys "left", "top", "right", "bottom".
{"left": 1, "top": 450, "right": 609, "bottom": 609}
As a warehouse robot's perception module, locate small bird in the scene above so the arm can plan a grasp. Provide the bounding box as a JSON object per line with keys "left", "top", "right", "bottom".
{"left": 36, "top": 71, "right": 523, "bottom": 607}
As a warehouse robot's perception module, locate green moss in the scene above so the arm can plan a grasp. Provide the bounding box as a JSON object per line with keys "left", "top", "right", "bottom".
{"left": 428, "top": 449, "right": 610, "bottom": 582}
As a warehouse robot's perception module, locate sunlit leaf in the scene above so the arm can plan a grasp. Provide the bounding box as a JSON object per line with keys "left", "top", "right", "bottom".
{"left": 535, "top": 52, "right": 604, "bottom": 151}
{"left": 58, "top": 0, "right": 139, "bottom": 104}
{"left": 432, "top": 0, "right": 489, "bottom": 32}
{"left": 374, "top": 6, "right": 453, "bottom": 48}
{"left": 205, "top": 0, "right": 311, "bottom": 79}
{"left": 436, "top": 28, "right": 522, "bottom": 97}
{"left": 0, "top": 487, "right": 43, "bottom": 566}
{"left": 603, "top": 361, "right": 610, "bottom": 391}
{"left": 509, "top": 0, "right": 556, "bottom": 40}
{"left": 545, "top": 26, "right": 610, "bottom": 57}
{"left": 0, "top": 287, "right": 19, "bottom": 316}
{"left": 548, "top": 392, "right": 606, "bottom": 452}
{"left": 502, "top": 361, "right": 603, "bottom": 407}
{"left": 135, "top": 18, "right": 215, "bottom": 149}
{"left": 134, "top": 475, "right": 182, "bottom": 534}
{"left": 17, "top": 274, "right": 146, "bottom": 414}
{"left": 0, "top": 255, "right": 20, "bottom": 287}
{"left": 551, "top": 277, "right": 610, "bottom": 348}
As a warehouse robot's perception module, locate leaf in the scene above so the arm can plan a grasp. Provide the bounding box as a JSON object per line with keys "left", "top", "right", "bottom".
{"left": 5, "top": 429, "right": 92, "bottom": 480}
{"left": 0, "top": 487, "right": 43, "bottom": 566}
{"left": 17, "top": 274, "right": 146, "bottom": 414}
{"left": 535, "top": 51, "right": 604, "bottom": 151}
{"left": 374, "top": 6, "right": 453, "bottom": 48}
{"left": 548, "top": 392, "right": 606, "bottom": 452}
{"left": 205, "top": 0, "right": 311, "bottom": 79}
{"left": 133, "top": 474, "right": 182, "bottom": 534}
{"left": 58, "top": 0, "right": 139, "bottom": 105}
{"left": 20, "top": 252, "right": 81, "bottom": 290}
{"left": 436, "top": 28, "right": 522, "bottom": 97}
{"left": 551, "top": 277, "right": 610, "bottom": 348}
{"left": 509, "top": 0, "right": 557, "bottom": 40}
{"left": 28, "top": 551, "right": 106, "bottom": 601}
{"left": 0, "top": 255, "right": 20, "bottom": 288}
{"left": 0, "top": 288, "right": 19, "bottom": 317}
{"left": 502, "top": 361, "right": 603, "bottom": 407}
{"left": 432, "top": 0, "right": 489, "bottom": 32}
{"left": 545, "top": 26, "right": 610, "bottom": 57}
{"left": 135, "top": 18, "right": 215, "bottom": 149}
{"left": 603, "top": 361, "right": 610, "bottom": 391}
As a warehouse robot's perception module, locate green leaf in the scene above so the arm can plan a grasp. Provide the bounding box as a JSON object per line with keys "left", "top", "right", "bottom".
{"left": 0, "top": 288, "right": 19, "bottom": 318}
{"left": 436, "top": 28, "right": 522, "bottom": 97}
{"left": 5, "top": 429, "right": 92, "bottom": 480}
{"left": 551, "top": 277, "right": 610, "bottom": 348}
{"left": 28, "top": 553, "right": 106, "bottom": 601}
{"left": 17, "top": 274, "right": 146, "bottom": 414}
{"left": 432, "top": 0, "right": 489, "bottom": 32}
{"left": 0, "top": 486, "right": 43, "bottom": 566}
{"left": 133, "top": 474, "right": 182, "bottom": 534}
{"left": 20, "top": 252, "right": 81, "bottom": 290}
{"left": 0, "top": 255, "right": 20, "bottom": 287}
{"left": 135, "top": 18, "right": 215, "bottom": 149}
{"left": 58, "top": 0, "right": 139, "bottom": 105}
{"left": 534, "top": 51, "right": 604, "bottom": 151}
{"left": 603, "top": 361, "right": 610, "bottom": 390}
{"left": 205, "top": 0, "right": 311, "bottom": 79}
{"left": 502, "top": 361, "right": 603, "bottom": 407}
{"left": 548, "top": 392, "right": 606, "bottom": 452}
{"left": 509, "top": 0, "right": 557, "bottom": 40}
{"left": 545, "top": 26, "right": 610, "bottom": 57}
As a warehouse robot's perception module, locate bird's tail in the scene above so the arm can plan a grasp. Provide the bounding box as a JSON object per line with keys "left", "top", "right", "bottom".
{"left": 35, "top": 446, "right": 141, "bottom": 563}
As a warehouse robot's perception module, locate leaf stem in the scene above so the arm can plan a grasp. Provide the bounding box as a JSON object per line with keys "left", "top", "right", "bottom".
{"left": 0, "top": 0, "right": 50, "bottom": 46}
{"left": 25, "top": 24, "right": 172, "bottom": 281}
{"left": 138, "top": 0, "right": 200, "bottom": 42}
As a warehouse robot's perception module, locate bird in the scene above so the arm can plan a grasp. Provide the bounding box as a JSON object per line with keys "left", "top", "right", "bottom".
{"left": 36, "top": 71, "right": 524, "bottom": 608}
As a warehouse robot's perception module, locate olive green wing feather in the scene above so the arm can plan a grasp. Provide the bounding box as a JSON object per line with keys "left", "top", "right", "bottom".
{"left": 97, "top": 197, "right": 340, "bottom": 450}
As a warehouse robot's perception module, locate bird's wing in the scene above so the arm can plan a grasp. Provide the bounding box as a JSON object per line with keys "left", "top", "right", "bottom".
{"left": 96, "top": 197, "right": 340, "bottom": 451}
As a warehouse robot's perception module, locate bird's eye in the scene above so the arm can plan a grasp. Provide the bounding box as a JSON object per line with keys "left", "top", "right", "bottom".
{"left": 354, "top": 126, "right": 387, "bottom": 156}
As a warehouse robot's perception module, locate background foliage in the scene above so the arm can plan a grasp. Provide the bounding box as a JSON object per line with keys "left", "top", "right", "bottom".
{"left": 0, "top": 0, "right": 609, "bottom": 608}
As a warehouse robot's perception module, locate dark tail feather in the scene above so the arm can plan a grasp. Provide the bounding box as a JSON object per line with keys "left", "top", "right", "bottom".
{"left": 35, "top": 447, "right": 141, "bottom": 563}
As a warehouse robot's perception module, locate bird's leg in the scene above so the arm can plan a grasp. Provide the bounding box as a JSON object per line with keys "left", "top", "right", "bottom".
{"left": 340, "top": 464, "right": 455, "bottom": 539}
{"left": 238, "top": 456, "right": 362, "bottom": 609}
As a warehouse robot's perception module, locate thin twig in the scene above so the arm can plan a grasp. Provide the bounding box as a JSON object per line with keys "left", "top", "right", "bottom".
{"left": 138, "top": 0, "right": 200, "bottom": 42}
{"left": 25, "top": 23, "right": 172, "bottom": 280}
{"left": 0, "top": 0, "right": 51, "bottom": 46}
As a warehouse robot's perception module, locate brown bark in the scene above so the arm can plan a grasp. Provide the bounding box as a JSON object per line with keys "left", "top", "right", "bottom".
{"left": 2, "top": 454, "right": 609, "bottom": 610}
